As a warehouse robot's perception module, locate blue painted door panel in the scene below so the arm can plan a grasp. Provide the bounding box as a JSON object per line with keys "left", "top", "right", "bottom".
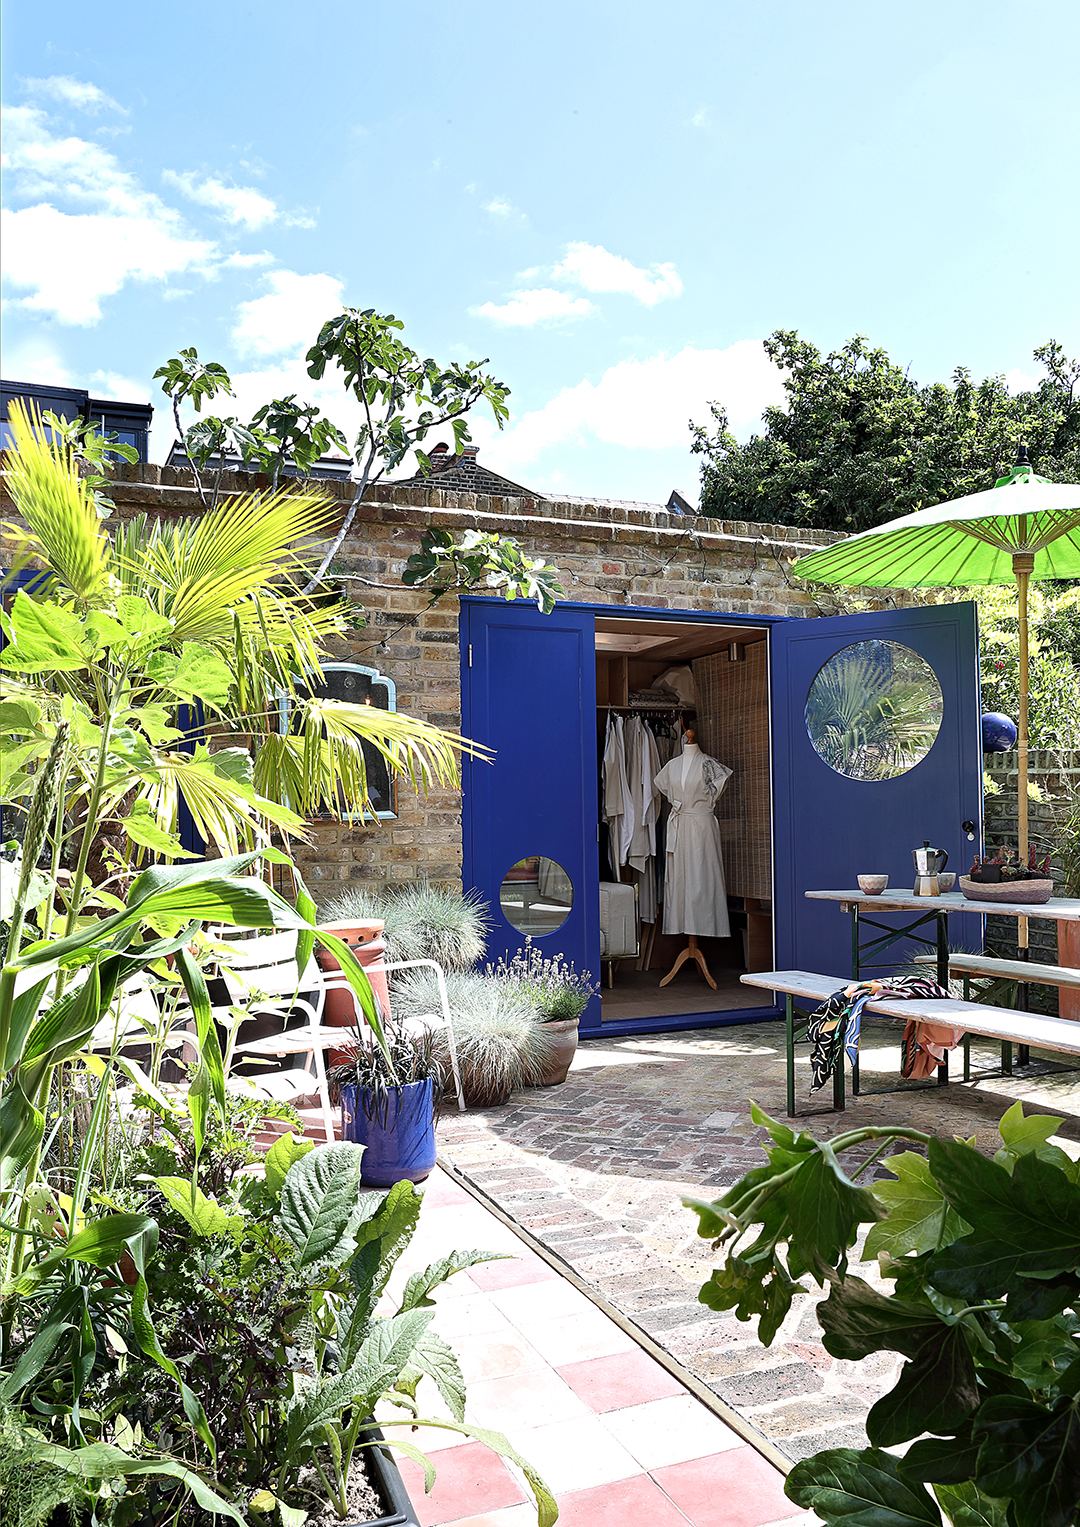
{"left": 771, "top": 602, "right": 984, "bottom": 980}
{"left": 461, "top": 599, "right": 601, "bottom": 1026}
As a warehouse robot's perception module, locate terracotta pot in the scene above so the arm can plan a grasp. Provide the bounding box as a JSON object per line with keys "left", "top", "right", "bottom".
{"left": 316, "top": 918, "right": 390, "bottom": 1064}
{"left": 1059, "top": 921, "right": 1080, "bottom": 1023}
{"left": 460, "top": 1076, "right": 512, "bottom": 1109}
{"left": 537, "top": 1017, "right": 579, "bottom": 1086}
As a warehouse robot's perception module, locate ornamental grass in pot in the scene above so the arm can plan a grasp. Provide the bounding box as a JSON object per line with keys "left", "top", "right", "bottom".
{"left": 327, "top": 1022, "right": 442, "bottom": 1186}
{"left": 392, "top": 970, "right": 557, "bottom": 1107}
{"left": 487, "top": 938, "right": 599, "bottom": 1086}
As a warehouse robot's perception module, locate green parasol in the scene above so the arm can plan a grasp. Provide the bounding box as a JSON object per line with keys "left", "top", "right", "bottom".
{"left": 792, "top": 448, "right": 1080, "bottom": 950}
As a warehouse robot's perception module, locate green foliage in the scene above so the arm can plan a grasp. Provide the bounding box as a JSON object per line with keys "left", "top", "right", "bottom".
{"left": 693, "top": 332, "right": 1080, "bottom": 532}
{"left": 955, "top": 582, "right": 1080, "bottom": 750}
{"left": 684, "top": 1100, "right": 1080, "bottom": 1527}
{"left": 320, "top": 879, "right": 491, "bottom": 971}
{"left": 402, "top": 527, "right": 564, "bottom": 616}
{"left": 487, "top": 936, "right": 599, "bottom": 1022}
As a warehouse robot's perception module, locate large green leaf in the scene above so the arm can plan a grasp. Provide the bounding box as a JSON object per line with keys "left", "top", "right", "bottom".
{"left": 15, "top": 1212, "right": 158, "bottom": 1293}
{"left": 785, "top": 1447, "right": 942, "bottom": 1526}
{"left": 865, "top": 1153, "right": 971, "bottom": 1261}
{"left": 932, "top": 1481, "right": 1009, "bottom": 1527}
{"left": 928, "top": 1142, "right": 1080, "bottom": 1297}
{"left": 408, "top": 1328, "right": 466, "bottom": 1421}
{"left": 155, "top": 1177, "right": 236, "bottom": 1237}
{"left": 263, "top": 1131, "right": 315, "bottom": 1195}
{"left": 818, "top": 1277, "right": 979, "bottom": 1446}
{"left": 786, "top": 1147, "right": 886, "bottom": 1277}
{"left": 903, "top": 1428, "right": 983, "bottom": 1486}
{"left": 278, "top": 1141, "right": 366, "bottom": 1270}
{"left": 384, "top": 1416, "right": 558, "bottom": 1527}
{"left": 0, "top": 592, "right": 91, "bottom": 672}
{"left": 974, "top": 1394, "right": 1080, "bottom": 1527}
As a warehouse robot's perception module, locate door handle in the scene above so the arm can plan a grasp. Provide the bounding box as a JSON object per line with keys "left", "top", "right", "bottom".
{"left": 962, "top": 819, "right": 976, "bottom": 841}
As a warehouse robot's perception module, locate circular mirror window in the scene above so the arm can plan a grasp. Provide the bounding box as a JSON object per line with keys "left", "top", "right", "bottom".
{"left": 499, "top": 856, "right": 574, "bottom": 936}
{"left": 805, "top": 640, "right": 943, "bottom": 781}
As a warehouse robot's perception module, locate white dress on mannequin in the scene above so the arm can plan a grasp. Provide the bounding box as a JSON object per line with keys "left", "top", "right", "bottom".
{"left": 653, "top": 743, "right": 732, "bottom": 939}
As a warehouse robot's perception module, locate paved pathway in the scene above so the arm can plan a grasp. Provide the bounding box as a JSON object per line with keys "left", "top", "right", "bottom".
{"left": 383, "top": 1165, "right": 809, "bottom": 1527}
{"left": 435, "top": 1016, "right": 1080, "bottom": 1464}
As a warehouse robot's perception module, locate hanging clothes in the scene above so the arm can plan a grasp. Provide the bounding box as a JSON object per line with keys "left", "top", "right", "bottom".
{"left": 626, "top": 717, "right": 661, "bottom": 923}
{"left": 653, "top": 745, "right": 732, "bottom": 939}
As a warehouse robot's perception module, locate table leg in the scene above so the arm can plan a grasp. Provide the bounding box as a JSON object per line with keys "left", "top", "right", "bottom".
{"left": 834, "top": 1015, "right": 847, "bottom": 1111}
{"left": 786, "top": 994, "right": 796, "bottom": 1117}
{"left": 852, "top": 905, "right": 861, "bottom": 980}
{"left": 937, "top": 912, "right": 949, "bottom": 989}
{"left": 1016, "top": 947, "right": 1030, "bottom": 1066}
{"left": 937, "top": 1049, "right": 949, "bottom": 1087}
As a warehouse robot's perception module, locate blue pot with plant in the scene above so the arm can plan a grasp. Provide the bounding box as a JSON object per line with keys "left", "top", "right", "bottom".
{"left": 328, "top": 1024, "right": 441, "bottom": 1186}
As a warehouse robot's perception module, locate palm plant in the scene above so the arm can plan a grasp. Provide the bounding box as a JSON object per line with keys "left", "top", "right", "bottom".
{"left": 1, "top": 402, "right": 484, "bottom": 919}
{"left": 804, "top": 640, "right": 942, "bottom": 780}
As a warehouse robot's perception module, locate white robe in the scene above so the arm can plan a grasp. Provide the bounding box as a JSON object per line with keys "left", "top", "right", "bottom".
{"left": 602, "top": 714, "right": 635, "bottom": 868}
{"left": 654, "top": 745, "right": 732, "bottom": 939}
{"left": 626, "top": 717, "right": 661, "bottom": 923}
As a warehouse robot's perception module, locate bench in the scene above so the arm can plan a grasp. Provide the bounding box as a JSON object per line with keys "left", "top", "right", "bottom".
{"left": 912, "top": 953, "right": 1080, "bottom": 1066}
{"left": 740, "top": 969, "right": 1080, "bottom": 1116}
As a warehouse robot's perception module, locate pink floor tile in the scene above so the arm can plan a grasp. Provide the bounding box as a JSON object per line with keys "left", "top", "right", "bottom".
{"left": 396, "top": 1442, "right": 526, "bottom": 1527}
{"left": 422, "top": 1170, "right": 473, "bottom": 1207}
{"left": 464, "top": 1366, "right": 591, "bottom": 1434}
{"left": 557, "top": 1348, "right": 686, "bottom": 1412}
{"left": 504, "top": 1413, "right": 640, "bottom": 1494}
{"left": 468, "top": 1254, "right": 560, "bottom": 1291}
{"left": 651, "top": 1446, "right": 799, "bottom": 1527}
{"left": 547, "top": 1473, "right": 694, "bottom": 1525}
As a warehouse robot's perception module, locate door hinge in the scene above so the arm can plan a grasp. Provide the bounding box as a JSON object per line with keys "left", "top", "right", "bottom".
{"left": 468, "top": 644, "right": 473, "bottom": 667}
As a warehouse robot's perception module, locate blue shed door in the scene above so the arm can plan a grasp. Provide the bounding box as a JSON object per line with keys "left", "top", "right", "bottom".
{"left": 771, "top": 602, "right": 984, "bottom": 979}
{"left": 460, "top": 598, "right": 601, "bottom": 1025}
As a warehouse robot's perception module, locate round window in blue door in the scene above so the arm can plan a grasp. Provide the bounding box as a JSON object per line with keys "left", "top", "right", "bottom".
{"left": 805, "top": 639, "right": 943, "bottom": 781}
{"left": 499, "top": 856, "right": 574, "bottom": 936}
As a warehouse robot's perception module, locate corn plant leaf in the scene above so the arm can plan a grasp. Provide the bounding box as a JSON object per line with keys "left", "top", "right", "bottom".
{"left": 31, "top": 1441, "right": 242, "bottom": 1522}
{"left": 973, "top": 1395, "right": 1080, "bottom": 1527}
{"left": 865, "top": 1153, "right": 972, "bottom": 1261}
{"left": 278, "top": 1141, "right": 366, "bottom": 1270}
{"left": 785, "top": 1447, "right": 942, "bottom": 1527}
{"left": 15, "top": 1212, "right": 158, "bottom": 1293}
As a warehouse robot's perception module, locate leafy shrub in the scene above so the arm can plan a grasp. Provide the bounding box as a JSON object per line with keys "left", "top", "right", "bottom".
{"left": 684, "top": 1100, "right": 1080, "bottom": 1527}
{"left": 392, "top": 969, "right": 556, "bottom": 1098}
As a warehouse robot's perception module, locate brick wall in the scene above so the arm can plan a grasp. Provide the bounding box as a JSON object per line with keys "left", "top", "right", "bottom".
{"left": 2, "top": 460, "right": 907, "bottom": 903}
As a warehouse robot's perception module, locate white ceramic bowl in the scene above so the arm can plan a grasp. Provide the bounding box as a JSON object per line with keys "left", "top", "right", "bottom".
{"left": 857, "top": 874, "right": 889, "bottom": 895}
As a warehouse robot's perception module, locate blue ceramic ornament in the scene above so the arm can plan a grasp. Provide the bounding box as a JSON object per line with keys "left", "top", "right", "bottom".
{"left": 981, "top": 712, "right": 1017, "bottom": 752}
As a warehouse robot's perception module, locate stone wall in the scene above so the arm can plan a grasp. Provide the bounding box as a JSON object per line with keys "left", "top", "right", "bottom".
{"left": 2, "top": 459, "right": 907, "bottom": 903}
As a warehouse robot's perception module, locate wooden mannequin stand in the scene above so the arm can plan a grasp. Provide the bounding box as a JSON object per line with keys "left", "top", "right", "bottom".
{"left": 660, "top": 934, "right": 717, "bottom": 990}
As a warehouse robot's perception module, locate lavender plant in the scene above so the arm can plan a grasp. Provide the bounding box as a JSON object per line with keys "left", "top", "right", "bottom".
{"left": 487, "top": 937, "right": 598, "bottom": 1022}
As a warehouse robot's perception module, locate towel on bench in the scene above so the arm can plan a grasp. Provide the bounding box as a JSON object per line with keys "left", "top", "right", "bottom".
{"left": 806, "top": 977, "right": 957, "bottom": 1092}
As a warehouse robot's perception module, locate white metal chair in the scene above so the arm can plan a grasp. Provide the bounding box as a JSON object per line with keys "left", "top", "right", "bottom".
{"left": 214, "top": 930, "right": 341, "bottom": 1143}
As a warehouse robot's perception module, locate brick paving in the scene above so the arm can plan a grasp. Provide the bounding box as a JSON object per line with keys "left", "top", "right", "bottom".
{"left": 436, "top": 1016, "right": 1080, "bottom": 1462}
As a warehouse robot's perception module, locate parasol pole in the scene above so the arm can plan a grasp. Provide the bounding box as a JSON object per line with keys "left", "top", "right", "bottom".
{"left": 1013, "top": 549, "right": 1035, "bottom": 954}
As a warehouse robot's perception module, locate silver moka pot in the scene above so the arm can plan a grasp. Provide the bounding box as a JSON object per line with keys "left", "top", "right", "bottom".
{"left": 913, "top": 841, "right": 948, "bottom": 896}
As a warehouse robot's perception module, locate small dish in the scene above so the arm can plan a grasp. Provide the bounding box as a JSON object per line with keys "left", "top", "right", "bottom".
{"left": 857, "top": 874, "right": 889, "bottom": 895}
{"left": 937, "top": 872, "right": 956, "bottom": 892}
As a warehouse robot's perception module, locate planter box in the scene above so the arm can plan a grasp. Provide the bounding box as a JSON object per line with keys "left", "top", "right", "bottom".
{"left": 362, "top": 1424, "right": 421, "bottom": 1527}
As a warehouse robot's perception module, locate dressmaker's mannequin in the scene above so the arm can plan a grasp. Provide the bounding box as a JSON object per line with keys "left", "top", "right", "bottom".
{"left": 653, "top": 727, "right": 733, "bottom": 989}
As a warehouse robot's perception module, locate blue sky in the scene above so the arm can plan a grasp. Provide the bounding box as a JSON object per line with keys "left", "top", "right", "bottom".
{"left": 2, "top": 0, "right": 1078, "bottom": 505}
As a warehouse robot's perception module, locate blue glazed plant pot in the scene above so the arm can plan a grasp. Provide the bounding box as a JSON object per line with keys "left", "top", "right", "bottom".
{"left": 341, "top": 1079, "right": 437, "bottom": 1187}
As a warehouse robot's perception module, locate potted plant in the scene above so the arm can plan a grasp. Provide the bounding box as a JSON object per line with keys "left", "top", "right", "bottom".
{"left": 328, "top": 1022, "right": 442, "bottom": 1186}
{"left": 393, "top": 968, "right": 557, "bottom": 1107}
{"left": 488, "top": 937, "right": 599, "bottom": 1086}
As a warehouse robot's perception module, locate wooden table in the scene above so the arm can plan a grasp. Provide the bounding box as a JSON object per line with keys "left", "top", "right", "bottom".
{"left": 807, "top": 889, "right": 1080, "bottom": 1066}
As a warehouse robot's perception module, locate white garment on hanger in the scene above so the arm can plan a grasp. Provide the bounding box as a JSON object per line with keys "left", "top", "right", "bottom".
{"left": 602, "top": 714, "right": 635, "bottom": 868}
{"left": 626, "top": 717, "right": 661, "bottom": 923}
{"left": 654, "top": 743, "right": 732, "bottom": 939}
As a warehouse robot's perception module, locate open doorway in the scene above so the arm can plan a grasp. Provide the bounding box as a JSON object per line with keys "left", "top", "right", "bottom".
{"left": 595, "top": 615, "right": 774, "bottom": 1024}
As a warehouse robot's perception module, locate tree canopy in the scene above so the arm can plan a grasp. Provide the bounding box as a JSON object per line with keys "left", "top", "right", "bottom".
{"left": 692, "top": 332, "right": 1080, "bottom": 531}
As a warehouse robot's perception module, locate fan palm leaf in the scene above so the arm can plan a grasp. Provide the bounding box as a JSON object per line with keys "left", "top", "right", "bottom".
{"left": 2, "top": 399, "right": 113, "bottom": 602}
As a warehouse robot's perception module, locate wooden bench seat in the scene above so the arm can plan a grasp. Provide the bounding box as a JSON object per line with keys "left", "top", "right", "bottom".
{"left": 911, "top": 952, "right": 1080, "bottom": 988}
{"left": 740, "top": 969, "right": 1080, "bottom": 1115}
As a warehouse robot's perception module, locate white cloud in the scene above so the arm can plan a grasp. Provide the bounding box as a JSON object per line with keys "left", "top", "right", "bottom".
{"left": 163, "top": 170, "right": 278, "bottom": 229}
{"left": 472, "top": 288, "right": 595, "bottom": 326}
{"left": 484, "top": 197, "right": 513, "bottom": 216}
{"left": 1005, "top": 368, "right": 1040, "bottom": 394}
{"left": 471, "top": 341, "right": 785, "bottom": 467}
{"left": 23, "top": 76, "right": 125, "bottom": 114}
{"left": 90, "top": 370, "right": 150, "bottom": 402}
{"left": 553, "top": 242, "right": 683, "bottom": 306}
{"left": 1, "top": 105, "right": 217, "bottom": 324}
{"left": 223, "top": 251, "right": 275, "bottom": 268}
{"left": 231, "top": 269, "right": 345, "bottom": 355}
{"left": 0, "top": 336, "right": 72, "bottom": 387}
{"left": 690, "top": 107, "right": 710, "bottom": 128}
